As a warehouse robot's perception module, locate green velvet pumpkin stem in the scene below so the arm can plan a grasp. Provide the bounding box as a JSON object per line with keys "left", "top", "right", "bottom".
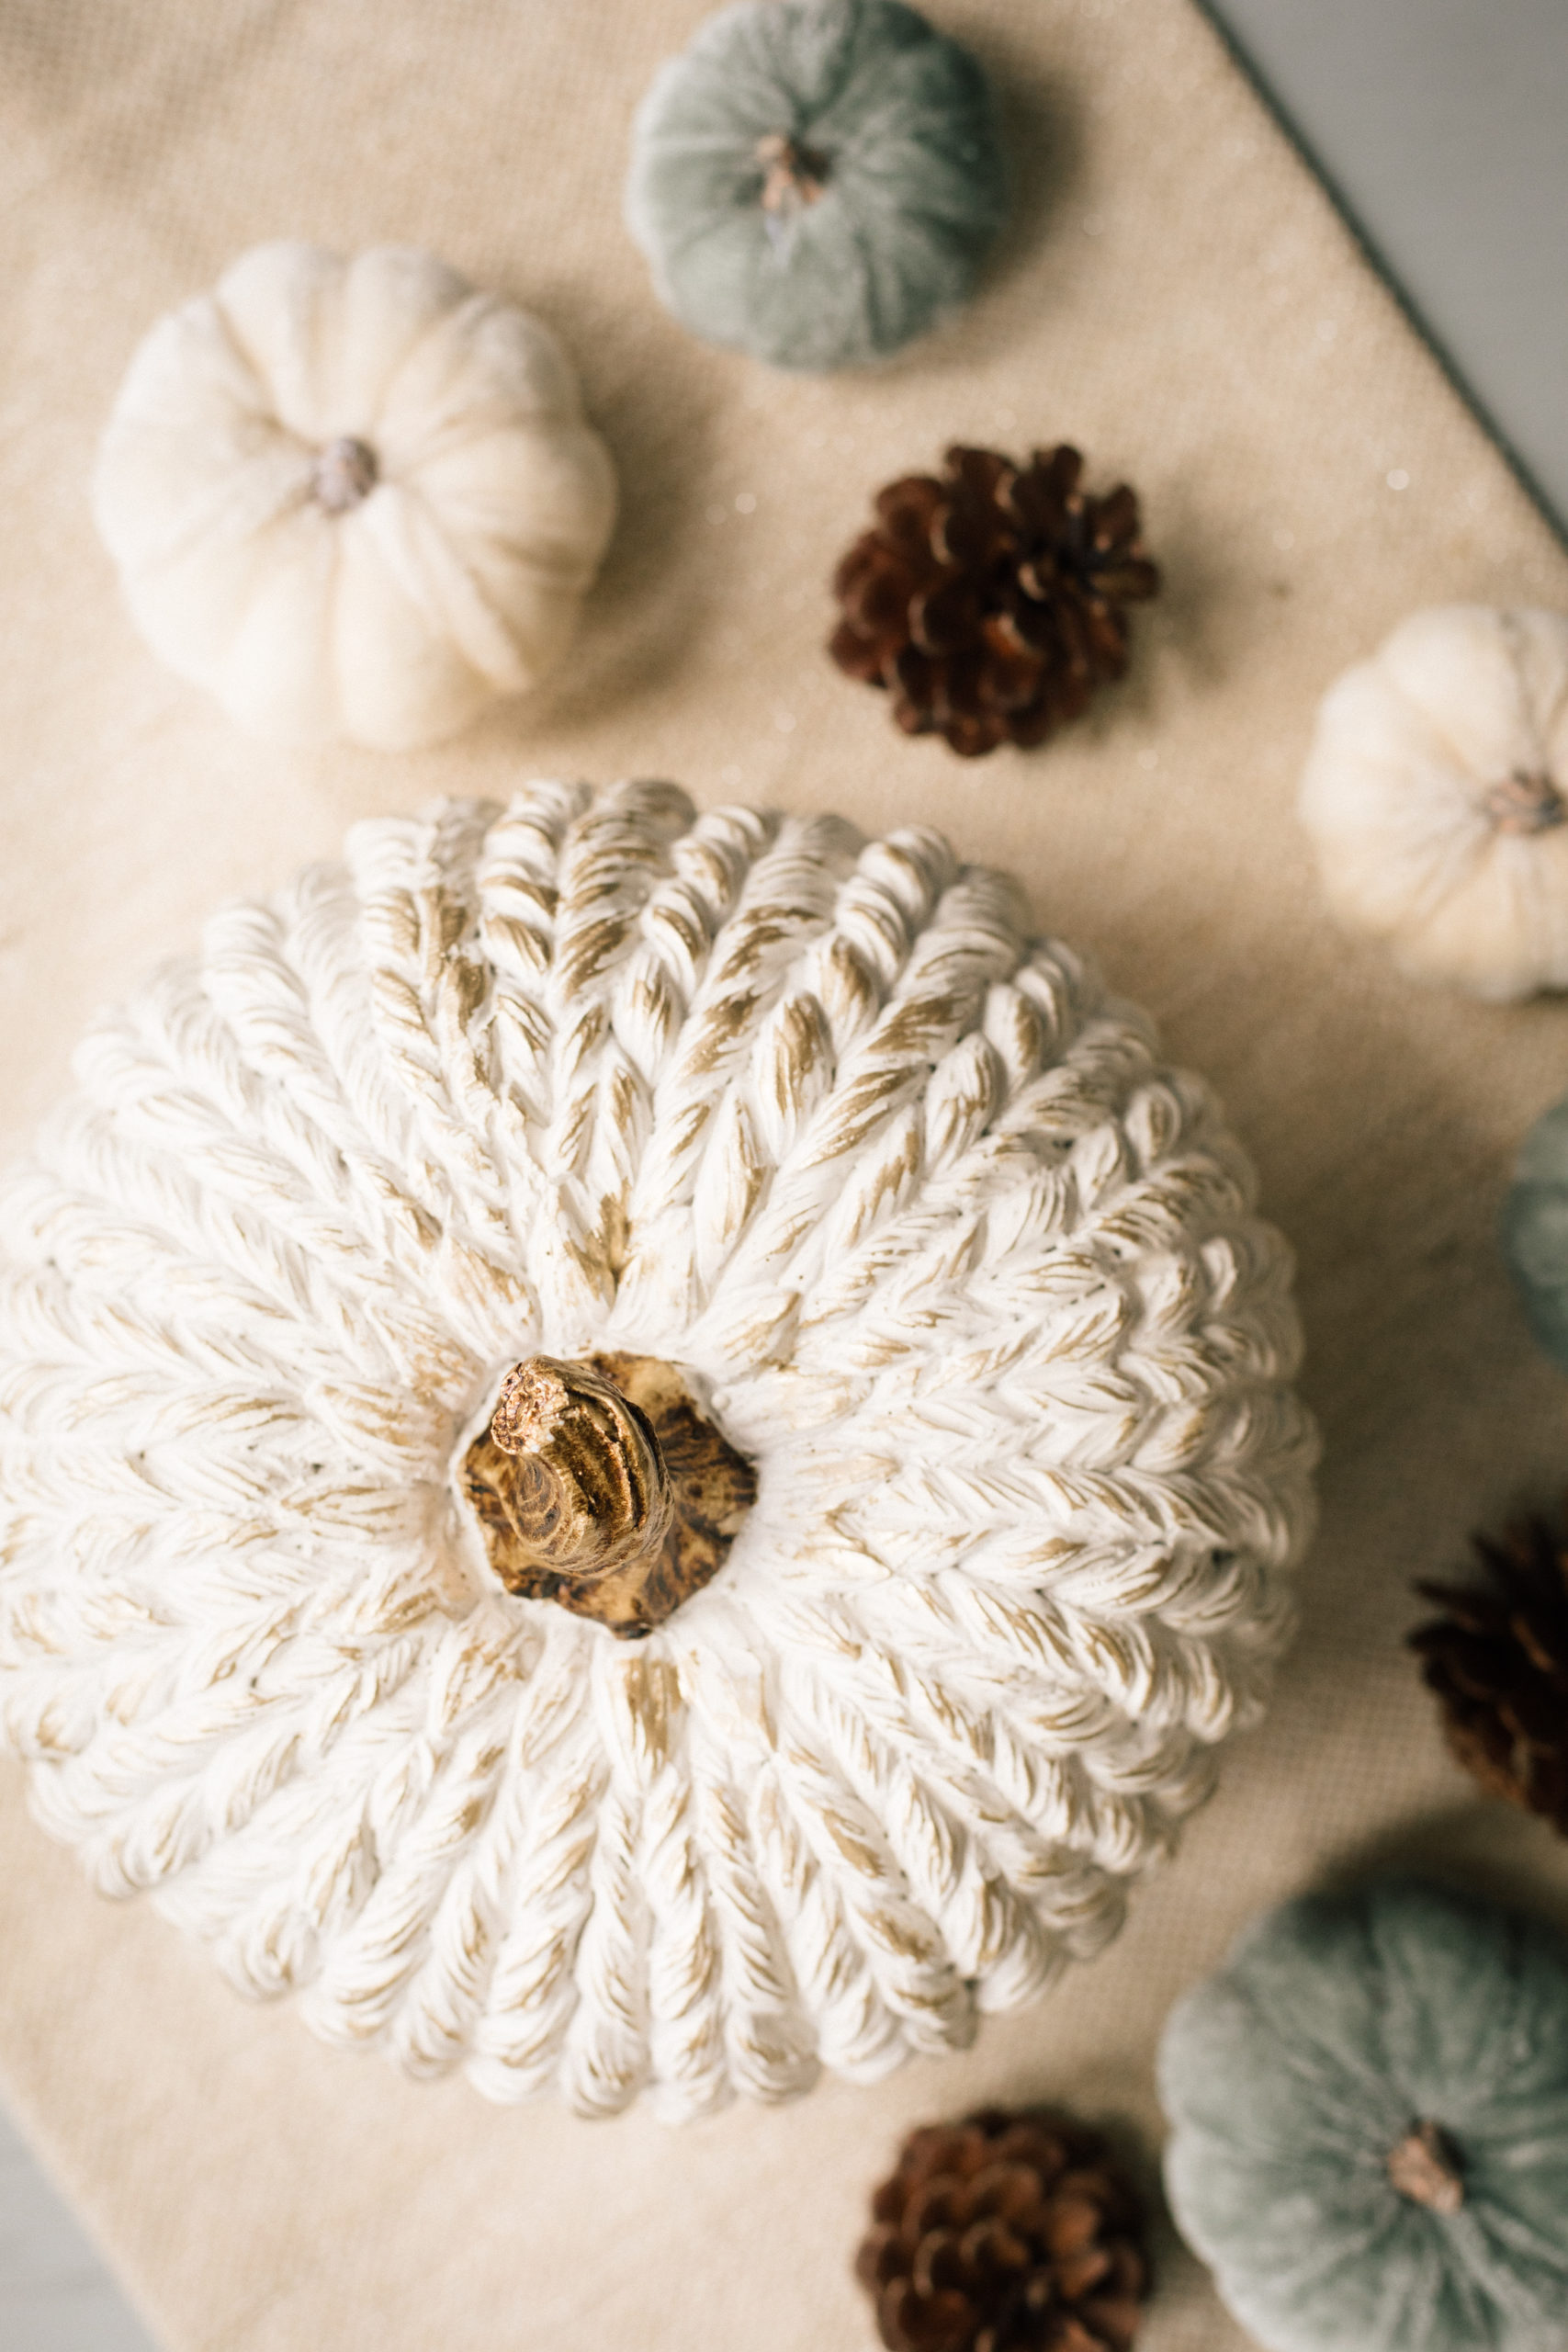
{"left": 1386, "top": 2120, "right": 1465, "bottom": 2216}
{"left": 755, "top": 130, "right": 829, "bottom": 213}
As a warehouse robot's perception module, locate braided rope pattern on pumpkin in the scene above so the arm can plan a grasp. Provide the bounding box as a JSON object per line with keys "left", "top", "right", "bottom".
{"left": 0, "top": 781, "right": 1315, "bottom": 2117}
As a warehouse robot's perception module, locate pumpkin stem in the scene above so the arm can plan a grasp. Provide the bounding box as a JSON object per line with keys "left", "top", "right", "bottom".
{"left": 310, "top": 435, "right": 379, "bottom": 514}
{"left": 1386, "top": 2120, "right": 1465, "bottom": 2214}
{"left": 459, "top": 1352, "right": 756, "bottom": 1638}
{"left": 1483, "top": 768, "right": 1565, "bottom": 836}
{"left": 756, "top": 130, "right": 829, "bottom": 219}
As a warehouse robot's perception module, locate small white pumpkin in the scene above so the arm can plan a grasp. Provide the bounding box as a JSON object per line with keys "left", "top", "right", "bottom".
{"left": 1297, "top": 605, "right": 1568, "bottom": 1001}
{"left": 93, "top": 243, "right": 618, "bottom": 751}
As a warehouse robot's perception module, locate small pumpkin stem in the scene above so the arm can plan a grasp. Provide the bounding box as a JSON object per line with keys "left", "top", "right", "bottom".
{"left": 1386, "top": 2120, "right": 1465, "bottom": 2214}
{"left": 310, "top": 435, "right": 379, "bottom": 514}
{"left": 460, "top": 1352, "right": 756, "bottom": 1638}
{"left": 1483, "top": 769, "right": 1565, "bottom": 836}
{"left": 756, "top": 130, "right": 829, "bottom": 216}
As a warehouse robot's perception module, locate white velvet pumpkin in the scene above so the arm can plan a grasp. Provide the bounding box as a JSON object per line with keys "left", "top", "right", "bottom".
{"left": 0, "top": 782, "right": 1315, "bottom": 2117}
{"left": 1298, "top": 605, "right": 1568, "bottom": 1001}
{"left": 93, "top": 243, "right": 618, "bottom": 751}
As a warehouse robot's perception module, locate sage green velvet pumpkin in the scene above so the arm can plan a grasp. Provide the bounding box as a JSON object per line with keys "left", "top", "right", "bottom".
{"left": 1502, "top": 1096, "right": 1568, "bottom": 1371}
{"left": 625, "top": 0, "right": 1008, "bottom": 372}
{"left": 1159, "top": 1881, "right": 1568, "bottom": 2352}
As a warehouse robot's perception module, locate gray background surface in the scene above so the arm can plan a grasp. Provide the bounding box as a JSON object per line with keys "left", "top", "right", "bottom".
{"left": 1204, "top": 0, "right": 1568, "bottom": 530}
{"left": 2, "top": 3, "right": 1564, "bottom": 2345}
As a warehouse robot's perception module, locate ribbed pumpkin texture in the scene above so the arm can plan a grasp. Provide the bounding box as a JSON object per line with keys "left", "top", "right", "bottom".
{"left": 625, "top": 0, "right": 1008, "bottom": 371}
{"left": 93, "top": 243, "right": 617, "bottom": 750}
{"left": 0, "top": 781, "right": 1315, "bottom": 2119}
{"left": 1296, "top": 605, "right": 1568, "bottom": 1002}
{"left": 1159, "top": 1880, "right": 1568, "bottom": 2352}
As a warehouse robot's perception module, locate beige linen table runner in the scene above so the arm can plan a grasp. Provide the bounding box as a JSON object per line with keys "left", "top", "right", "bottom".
{"left": 2, "top": 2, "right": 1568, "bottom": 2346}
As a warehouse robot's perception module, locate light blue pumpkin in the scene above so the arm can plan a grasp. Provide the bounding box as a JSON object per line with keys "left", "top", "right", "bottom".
{"left": 1159, "top": 1880, "right": 1568, "bottom": 2352}
{"left": 625, "top": 0, "right": 1008, "bottom": 372}
{"left": 1503, "top": 1096, "right": 1568, "bottom": 1369}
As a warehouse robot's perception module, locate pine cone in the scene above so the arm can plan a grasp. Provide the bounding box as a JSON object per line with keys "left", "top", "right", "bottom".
{"left": 855, "top": 2107, "right": 1148, "bottom": 2352}
{"left": 828, "top": 445, "right": 1159, "bottom": 758}
{"left": 1410, "top": 1515, "right": 1568, "bottom": 1833}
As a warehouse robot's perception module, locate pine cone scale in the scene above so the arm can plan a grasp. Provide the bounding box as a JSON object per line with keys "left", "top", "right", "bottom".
{"left": 1516, "top": 1616, "right": 1568, "bottom": 1680}
{"left": 859, "top": 2226, "right": 900, "bottom": 2287}
{"left": 1097, "top": 557, "right": 1161, "bottom": 600}
{"left": 911, "top": 577, "right": 984, "bottom": 655}
{"left": 1056, "top": 2248, "right": 1112, "bottom": 2300}
{"left": 914, "top": 2232, "right": 967, "bottom": 2293}
{"left": 827, "top": 618, "right": 888, "bottom": 684}
{"left": 880, "top": 2277, "right": 973, "bottom": 2352}
{"left": 877, "top": 476, "right": 946, "bottom": 538}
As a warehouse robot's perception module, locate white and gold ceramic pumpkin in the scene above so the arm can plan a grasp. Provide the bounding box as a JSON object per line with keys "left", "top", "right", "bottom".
{"left": 1298, "top": 604, "right": 1568, "bottom": 1001}
{"left": 0, "top": 783, "right": 1314, "bottom": 2117}
{"left": 93, "top": 243, "right": 617, "bottom": 750}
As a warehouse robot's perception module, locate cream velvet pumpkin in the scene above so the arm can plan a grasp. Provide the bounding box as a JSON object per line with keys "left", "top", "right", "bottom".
{"left": 0, "top": 782, "right": 1315, "bottom": 2118}
{"left": 1298, "top": 605, "right": 1568, "bottom": 1001}
{"left": 93, "top": 243, "right": 617, "bottom": 750}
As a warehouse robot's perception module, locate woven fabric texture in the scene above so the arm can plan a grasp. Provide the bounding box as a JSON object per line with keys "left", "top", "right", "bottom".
{"left": 0, "top": 1, "right": 1566, "bottom": 2347}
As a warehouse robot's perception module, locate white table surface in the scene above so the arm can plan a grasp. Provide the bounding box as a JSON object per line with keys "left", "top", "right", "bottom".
{"left": 2, "top": 3, "right": 1564, "bottom": 2345}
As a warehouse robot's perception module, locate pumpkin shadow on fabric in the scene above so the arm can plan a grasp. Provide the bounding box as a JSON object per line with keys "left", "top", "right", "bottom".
{"left": 1279, "top": 1120, "right": 1562, "bottom": 1674}
{"left": 1250, "top": 1058, "right": 1551, "bottom": 1731}
{"left": 1138, "top": 491, "right": 1257, "bottom": 697}
{"left": 1060, "top": 875, "right": 1568, "bottom": 1838}
{"left": 964, "top": 30, "right": 1083, "bottom": 296}
{"left": 1122, "top": 2158, "right": 1228, "bottom": 2352}
{"left": 1112, "top": 498, "right": 1269, "bottom": 752}
{"left": 1018, "top": 481, "right": 1234, "bottom": 771}
{"left": 863, "top": 38, "right": 1084, "bottom": 384}
{"left": 1074, "top": 2103, "right": 1192, "bottom": 2336}
{"left": 1320, "top": 1802, "right": 1568, "bottom": 1938}
{"left": 500, "top": 291, "right": 728, "bottom": 729}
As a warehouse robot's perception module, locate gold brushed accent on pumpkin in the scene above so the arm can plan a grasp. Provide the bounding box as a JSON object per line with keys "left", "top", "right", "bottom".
{"left": 461, "top": 1351, "right": 756, "bottom": 1638}
{"left": 621, "top": 1654, "right": 681, "bottom": 1767}
{"left": 1386, "top": 2119, "right": 1465, "bottom": 2214}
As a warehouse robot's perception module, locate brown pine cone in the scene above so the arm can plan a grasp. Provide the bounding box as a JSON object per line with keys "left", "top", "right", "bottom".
{"left": 1410, "top": 1514, "right": 1568, "bottom": 1833}
{"left": 855, "top": 2107, "right": 1148, "bottom": 2352}
{"left": 828, "top": 445, "right": 1159, "bottom": 758}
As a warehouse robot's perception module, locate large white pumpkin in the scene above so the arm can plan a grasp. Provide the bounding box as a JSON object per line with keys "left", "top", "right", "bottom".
{"left": 0, "top": 783, "right": 1314, "bottom": 2117}
{"left": 93, "top": 243, "right": 617, "bottom": 750}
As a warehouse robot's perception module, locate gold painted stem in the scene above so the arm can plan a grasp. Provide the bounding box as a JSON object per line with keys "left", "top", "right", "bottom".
{"left": 461, "top": 1352, "right": 756, "bottom": 1639}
